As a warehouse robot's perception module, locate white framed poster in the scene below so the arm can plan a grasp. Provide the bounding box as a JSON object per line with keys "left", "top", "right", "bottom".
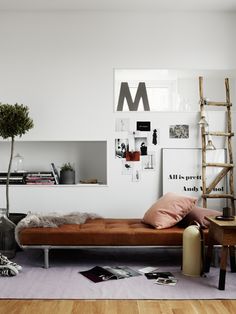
{"left": 162, "top": 148, "right": 227, "bottom": 209}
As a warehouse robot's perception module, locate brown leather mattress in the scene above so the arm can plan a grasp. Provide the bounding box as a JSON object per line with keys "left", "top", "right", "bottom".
{"left": 19, "top": 218, "right": 209, "bottom": 246}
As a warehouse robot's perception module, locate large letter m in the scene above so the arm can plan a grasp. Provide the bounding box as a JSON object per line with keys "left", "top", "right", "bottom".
{"left": 116, "top": 82, "right": 150, "bottom": 111}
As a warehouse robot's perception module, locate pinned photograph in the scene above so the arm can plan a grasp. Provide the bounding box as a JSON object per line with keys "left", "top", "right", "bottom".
{"left": 134, "top": 137, "right": 148, "bottom": 155}
{"left": 142, "top": 153, "right": 156, "bottom": 171}
{"left": 122, "top": 161, "right": 133, "bottom": 175}
{"left": 169, "top": 125, "right": 189, "bottom": 139}
{"left": 115, "top": 138, "right": 129, "bottom": 158}
{"left": 126, "top": 151, "right": 140, "bottom": 161}
{"left": 115, "top": 118, "right": 130, "bottom": 132}
{"left": 137, "top": 121, "right": 151, "bottom": 132}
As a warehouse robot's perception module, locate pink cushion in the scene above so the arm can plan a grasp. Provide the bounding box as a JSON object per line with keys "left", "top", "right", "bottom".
{"left": 178, "top": 206, "right": 220, "bottom": 228}
{"left": 142, "top": 192, "right": 197, "bottom": 229}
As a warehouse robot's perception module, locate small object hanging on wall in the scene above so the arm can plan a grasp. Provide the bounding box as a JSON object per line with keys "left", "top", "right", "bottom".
{"left": 169, "top": 125, "right": 189, "bottom": 139}
{"left": 122, "top": 161, "right": 133, "bottom": 175}
{"left": 152, "top": 129, "right": 157, "bottom": 145}
{"left": 132, "top": 169, "right": 141, "bottom": 182}
{"left": 137, "top": 121, "right": 151, "bottom": 132}
{"left": 151, "top": 128, "right": 160, "bottom": 145}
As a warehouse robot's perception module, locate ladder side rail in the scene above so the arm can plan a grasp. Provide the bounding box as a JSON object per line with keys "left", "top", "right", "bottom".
{"left": 225, "top": 78, "right": 235, "bottom": 214}
{"left": 199, "top": 76, "right": 207, "bottom": 208}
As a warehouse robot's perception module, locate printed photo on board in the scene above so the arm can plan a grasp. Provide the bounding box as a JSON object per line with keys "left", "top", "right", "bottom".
{"left": 126, "top": 151, "right": 140, "bottom": 161}
{"left": 142, "top": 153, "right": 156, "bottom": 171}
{"left": 169, "top": 125, "right": 189, "bottom": 139}
{"left": 115, "top": 138, "right": 129, "bottom": 158}
{"left": 136, "top": 121, "right": 151, "bottom": 132}
{"left": 115, "top": 118, "right": 130, "bottom": 132}
{"left": 134, "top": 137, "right": 148, "bottom": 155}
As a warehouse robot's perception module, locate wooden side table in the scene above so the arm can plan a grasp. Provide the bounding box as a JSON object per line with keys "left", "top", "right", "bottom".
{"left": 205, "top": 216, "right": 236, "bottom": 290}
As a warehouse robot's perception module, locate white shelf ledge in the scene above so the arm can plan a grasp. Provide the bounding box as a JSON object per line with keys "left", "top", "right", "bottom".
{"left": 0, "top": 184, "right": 108, "bottom": 187}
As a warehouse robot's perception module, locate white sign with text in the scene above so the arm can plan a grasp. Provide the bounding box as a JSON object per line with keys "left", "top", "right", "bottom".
{"left": 162, "top": 148, "right": 226, "bottom": 209}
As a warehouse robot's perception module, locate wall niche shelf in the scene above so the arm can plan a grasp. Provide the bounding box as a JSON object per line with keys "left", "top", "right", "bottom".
{"left": 0, "top": 141, "right": 107, "bottom": 186}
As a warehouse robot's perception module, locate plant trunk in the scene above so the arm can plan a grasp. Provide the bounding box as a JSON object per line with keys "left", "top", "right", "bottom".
{"left": 6, "top": 136, "right": 14, "bottom": 217}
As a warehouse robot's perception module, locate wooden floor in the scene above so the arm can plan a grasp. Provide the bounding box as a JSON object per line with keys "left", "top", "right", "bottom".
{"left": 0, "top": 300, "right": 236, "bottom": 314}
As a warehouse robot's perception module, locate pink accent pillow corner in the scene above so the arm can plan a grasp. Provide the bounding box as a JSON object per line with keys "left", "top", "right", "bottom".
{"left": 142, "top": 192, "right": 197, "bottom": 229}
{"left": 178, "top": 206, "right": 220, "bottom": 228}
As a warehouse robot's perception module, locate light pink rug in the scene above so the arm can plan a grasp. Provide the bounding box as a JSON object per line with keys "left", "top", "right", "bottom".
{"left": 0, "top": 248, "right": 235, "bottom": 299}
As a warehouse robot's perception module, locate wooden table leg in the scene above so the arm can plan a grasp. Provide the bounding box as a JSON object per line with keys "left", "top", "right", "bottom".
{"left": 229, "top": 246, "right": 236, "bottom": 272}
{"left": 218, "top": 246, "right": 228, "bottom": 290}
{"left": 205, "top": 243, "right": 214, "bottom": 273}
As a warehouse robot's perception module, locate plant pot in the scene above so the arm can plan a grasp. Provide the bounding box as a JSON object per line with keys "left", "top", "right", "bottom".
{"left": 9, "top": 213, "right": 27, "bottom": 225}
{"left": 0, "top": 208, "right": 16, "bottom": 258}
{"left": 60, "top": 170, "right": 75, "bottom": 184}
{"left": 8, "top": 213, "right": 27, "bottom": 252}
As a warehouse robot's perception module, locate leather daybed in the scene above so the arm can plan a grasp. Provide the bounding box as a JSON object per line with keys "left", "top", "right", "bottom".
{"left": 18, "top": 218, "right": 210, "bottom": 268}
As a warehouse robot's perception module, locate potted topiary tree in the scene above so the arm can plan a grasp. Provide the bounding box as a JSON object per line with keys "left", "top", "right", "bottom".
{"left": 0, "top": 103, "right": 33, "bottom": 257}
{"left": 60, "top": 162, "right": 75, "bottom": 184}
{"left": 0, "top": 103, "right": 34, "bottom": 216}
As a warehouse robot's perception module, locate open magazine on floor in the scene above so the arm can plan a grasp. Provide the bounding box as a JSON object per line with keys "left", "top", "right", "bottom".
{"left": 79, "top": 266, "right": 117, "bottom": 283}
{"left": 79, "top": 266, "right": 141, "bottom": 283}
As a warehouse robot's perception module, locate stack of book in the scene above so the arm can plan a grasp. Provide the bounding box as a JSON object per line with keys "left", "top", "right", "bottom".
{"left": 0, "top": 172, "right": 26, "bottom": 185}
{"left": 25, "top": 172, "right": 55, "bottom": 185}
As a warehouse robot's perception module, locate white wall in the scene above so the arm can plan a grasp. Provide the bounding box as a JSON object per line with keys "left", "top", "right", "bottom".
{"left": 0, "top": 11, "right": 235, "bottom": 216}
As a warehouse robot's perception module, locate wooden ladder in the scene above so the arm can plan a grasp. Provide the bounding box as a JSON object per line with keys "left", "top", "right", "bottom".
{"left": 199, "top": 77, "right": 235, "bottom": 215}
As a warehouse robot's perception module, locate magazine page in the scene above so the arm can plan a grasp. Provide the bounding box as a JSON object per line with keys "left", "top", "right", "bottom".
{"left": 155, "top": 277, "right": 178, "bottom": 286}
{"left": 138, "top": 267, "right": 159, "bottom": 274}
{"left": 145, "top": 271, "right": 175, "bottom": 280}
{"left": 103, "top": 266, "right": 142, "bottom": 279}
{"left": 79, "top": 266, "right": 118, "bottom": 283}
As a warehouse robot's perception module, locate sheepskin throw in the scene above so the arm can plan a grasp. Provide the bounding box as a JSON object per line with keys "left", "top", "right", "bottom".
{"left": 15, "top": 211, "right": 101, "bottom": 246}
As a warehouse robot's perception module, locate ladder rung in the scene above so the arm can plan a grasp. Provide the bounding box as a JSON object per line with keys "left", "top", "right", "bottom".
{"left": 203, "top": 163, "right": 234, "bottom": 168}
{"left": 202, "top": 194, "right": 234, "bottom": 199}
{"left": 206, "top": 101, "right": 232, "bottom": 107}
{"left": 204, "top": 131, "right": 234, "bottom": 137}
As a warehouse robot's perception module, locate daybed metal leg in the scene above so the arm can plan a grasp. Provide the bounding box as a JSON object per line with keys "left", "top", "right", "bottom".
{"left": 44, "top": 248, "right": 49, "bottom": 269}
